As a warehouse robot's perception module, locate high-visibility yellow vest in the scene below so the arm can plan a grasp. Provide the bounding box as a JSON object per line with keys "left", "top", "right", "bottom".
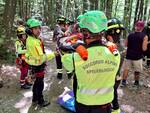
{"left": 15, "top": 39, "right": 27, "bottom": 59}
{"left": 62, "top": 45, "right": 120, "bottom": 105}
{"left": 25, "top": 35, "right": 55, "bottom": 66}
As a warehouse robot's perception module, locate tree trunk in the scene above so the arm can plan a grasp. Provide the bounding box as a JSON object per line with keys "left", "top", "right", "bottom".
{"left": 74, "top": 0, "right": 80, "bottom": 18}
{"left": 95, "top": 0, "right": 98, "bottom": 10}
{"left": 83, "top": 0, "right": 88, "bottom": 13}
{"left": 123, "top": 0, "right": 131, "bottom": 38}
{"left": 100, "top": 0, "right": 105, "bottom": 11}
{"left": 3, "top": 0, "right": 17, "bottom": 38}
{"left": 138, "top": 0, "right": 144, "bottom": 20}
{"left": 89, "top": 0, "right": 94, "bottom": 10}
{"left": 128, "top": 0, "right": 133, "bottom": 30}
{"left": 143, "top": 0, "right": 148, "bottom": 21}
{"left": 25, "top": 1, "right": 28, "bottom": 20}
{"left": 49, "top": 0, "right": 57, "bottom": 28}
{"left": 18, "top": 0, "right": 23, "bottom": 18}
{"left": 89, "top": 0, "right": 98, "bottom": 10}
{"left": 56, "top": 0, "right": 62, "bottom": 16}
{"left": 114, "top": 0, "right": 119, "bottom": 17}
{"left": 148, "top": 9, "right": 150, "bottom": 21}
{"left": 123, "top": 0, "right": 132, "bottom": 30}
{"left": 105, "top": 0, "right": 113, "bottom": 19}
{"left": 133, "top": 0, "right": 140, "bottom": 26}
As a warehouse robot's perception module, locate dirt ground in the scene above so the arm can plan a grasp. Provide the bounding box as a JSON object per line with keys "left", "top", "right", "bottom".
{"left": 0, "top": 33, "right": 150, "bottom": 113}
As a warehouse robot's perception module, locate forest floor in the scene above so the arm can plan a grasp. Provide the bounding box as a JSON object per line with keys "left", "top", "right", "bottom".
{"left": 0, "top": 32, "right": 150, "bottom": 113}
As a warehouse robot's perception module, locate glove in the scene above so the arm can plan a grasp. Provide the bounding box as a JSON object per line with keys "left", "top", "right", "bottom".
{"left": 106, "top": 42, "right": 118, "bottom": 56}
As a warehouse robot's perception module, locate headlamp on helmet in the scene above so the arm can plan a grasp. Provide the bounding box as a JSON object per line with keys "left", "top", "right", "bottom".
{"left": 107, "top": 18, "right": 125, "bottom": 30}
{"left": 57, "top": 16, "right": 66, "bottom": 24}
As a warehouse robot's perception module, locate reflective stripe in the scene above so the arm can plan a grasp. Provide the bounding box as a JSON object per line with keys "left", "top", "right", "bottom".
{"left": 35, "top": 46, "right": 40, "bottom": 56}
{"left": 67, "top": 71, "right": 72, "bottom": 74}
{"left": 57, "top": 69, "right": 63, "bottom": 73}
{"left": 80, "top": 87, "right": 113, "bottom": 95}
{"left": 108, "top": 24, "right": 124, "bottom": 29}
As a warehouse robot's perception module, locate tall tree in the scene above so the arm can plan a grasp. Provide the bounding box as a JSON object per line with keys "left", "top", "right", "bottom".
{"left": 123, "top": 0, "right": 133, "bottom": 31}
{"left": 89, "top": 0, "right": 98, "bottom": 10}
{"left": 49, "top": 0, "right": 57, "bottom": 28}
{"left": 114, "top": 0, "right": 119, "bottom": 17}
{"left": 83, "top": 0, "right": 88, "bottom": 13}
{"left": 74, "top": 0, "right": 80, "bottom": 18}
{"left": 138, "top": 0, "right": 144, "bottom": 20}
{"left": 148, "top": 9, "right": 150, "bottom": 21}
{"left": 143, "top": 0, "right": 148, "bottom": 21}
{"left": 18, "top": 0, "right": 23, "bottom": 18}
{"left": 128, "top": 0, "right": 133, "bottom": 25}
{"left": 133, "top": 0, "right": 140, "bottom": 25}
{"left": 56, "top": 0, "right": 62, "bottom": 16}
{"left": 99, "top": 0, "right": 105, "bottom": 11}
{"left": 3, "top": 0, "right": 17, "bottom": 37}
{"left": 105, "top": 0, "right": 113, "bottom": 19}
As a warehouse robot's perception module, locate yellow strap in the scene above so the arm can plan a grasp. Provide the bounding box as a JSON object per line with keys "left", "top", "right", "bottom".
{"left": 108, "top": 24, "right": 124, "bottom": 29}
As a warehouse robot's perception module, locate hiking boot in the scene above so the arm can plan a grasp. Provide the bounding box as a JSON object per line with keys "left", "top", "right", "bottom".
{"left": 57, "top": 73, "right": 62, "bottom": 79}
{"left": 21, "top": 84, "right": 31, "bottom": 89}
{"left": 38, "top": 101, "right": 50, "bottom": 107}
{"left": 120, "top": 80, "right": 126, "bottom": 87}
{"left": 67, "top": 73, "right": 73, "bottom": 79}
{"left": 32, "top": 100, "right": 38, "bottom": 106}
{"left": 112, "top": 108, "right": 121, "bottom": 113}
{"left": 133, "top": 81, "right": 139, "bottom": 87}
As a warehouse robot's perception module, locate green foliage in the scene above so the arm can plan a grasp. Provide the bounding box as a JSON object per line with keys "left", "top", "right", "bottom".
{"left": 0, "top": 45, "right": 16, "bottom": 64}
{"left": 0, "top": 35, "right": 16, "bottom": 64}
{"left": 0, "top": 38, "right": 4, "bottom": 45}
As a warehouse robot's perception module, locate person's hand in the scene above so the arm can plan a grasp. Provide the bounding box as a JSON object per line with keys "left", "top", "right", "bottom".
{"left": 106, "top": 42, "right": 118, "bottom": 56}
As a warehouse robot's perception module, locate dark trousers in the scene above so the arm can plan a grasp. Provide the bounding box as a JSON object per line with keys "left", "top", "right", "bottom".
{"left": 73, "top": 74, "right": 77, "bottom": 99}
{"left": 55, "top": 54, "right": 62, "bottom": 70}
{"left": 75, "top": 101, "right": 111, "bottom": 113}
{"left": 31, "top": 63, "right": 45, "bottom": 104}
{"left": 112, "top": 80, "right": 120, "bottom": 110}
{"left": 32, "top": 77, "right": 44, "bottom": 104}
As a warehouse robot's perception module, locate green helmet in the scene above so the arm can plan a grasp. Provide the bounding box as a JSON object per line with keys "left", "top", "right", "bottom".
{"left": 26, "top": 18, "right": 41, "bottom": 28}
{"left": 79, "top": 10, "right": 107, "bottom": 33}
{"left": 77, "top": 15, "right": 83, "bottom": 22}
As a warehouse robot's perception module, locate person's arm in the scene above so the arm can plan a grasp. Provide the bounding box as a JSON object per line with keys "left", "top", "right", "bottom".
{"left": 142, "top": 35, "right": 148, "bottom": 51}
{"left": 124, "top": 38, "right": 128, "bottom": 47}
{"left": 34, "top": 42, "right": 55, "bottom": 62}
{"left": 61, "top": 53, "right": 74, "bottom": 72}
{"left": 15, "top": 41, "right": 27, "bottom": 54}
